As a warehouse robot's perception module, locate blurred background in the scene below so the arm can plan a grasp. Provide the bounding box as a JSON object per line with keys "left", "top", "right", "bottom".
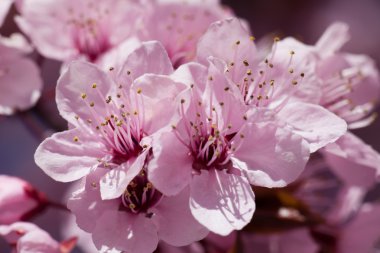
{"left": 1, "top": 0, "right": 379, "bottom": 251}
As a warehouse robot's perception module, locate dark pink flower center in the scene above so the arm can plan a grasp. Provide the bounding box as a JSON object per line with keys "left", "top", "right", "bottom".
{"left": 120, "top": 169, "right": 162, "bottom": 216}
{"left": 66, "top": 8, "right": 111, "bottom": 61}
{"left": 78, "top": 83, "right": 146, "bottom": 167}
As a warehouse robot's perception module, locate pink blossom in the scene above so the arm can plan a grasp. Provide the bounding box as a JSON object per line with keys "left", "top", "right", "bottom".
{"left": 139, "top": 0, "right": 232, "bottom": 67}
{"left": 0, "top": 34, "right": 42, "bottom": 115}
{"left": 16, "top": 0, "right": 143, "bottom": 63}
{"left": 0, "top": 222, "right": 76, "bottom": 253}
{"left": 147, "top": 59, "right": 310, "bottom": 235}
{"left": 35, "top": 41, "right": 207, "bottom": 252}
{"left": 0, "top": 175, "right": 46, "bottom": 225}
{"left": 197, "top": 18, "right": 347, "bottom": 153}
{"left": 315, "top": 23, "right": 380, "bottom": 129}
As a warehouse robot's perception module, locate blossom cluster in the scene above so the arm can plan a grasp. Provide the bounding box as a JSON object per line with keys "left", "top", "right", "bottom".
{"left": 0, "top": 0, "right": 380, "bottom": 253}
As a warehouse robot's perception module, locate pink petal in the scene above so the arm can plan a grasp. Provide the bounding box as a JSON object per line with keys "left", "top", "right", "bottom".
{"left": 17, "top": 229, "right": 61, "bottom": 253}
{"left": 100, "top": 149, "right": 148, "bottom": 200}
{"left": 170, "top": 62, "right": 208, "bottom": 91}
{"left": 233, "top": 122, "right": 310, "bottom": 187}
{"left": 0, "top": 222, "right": 39, "bottom": 244}
{"left": 190, "top": 170, "right": 255, "bottom": 236}
{"left": 0, "top": 175, "right": 39, "bottom": 225}
{"left": 67, "top": 167, "right": 119, "bottom": 232}
{"left": 197, "top": 18, "right": 257, "bottom": 80}
{"left": 152, "top": 187, "right": 208, "bottom": 247}
{"left": 92, "top": 210, "right": 159, "bottom": 253}
{"left": 117, "top": 41, "right": 173, "bottom": 88}
{"left": 35, "top": 128, "right": 107, "bottom": 182}
{"left": 0, "top": 0, "right": 12, "bottom": 27}
{"left": 316, "top": 22, "right": 350, "bottom": 57}
{"left": 131, "top": 74, "right": 187, "bottom": 134}
{"left": 277, "top": 102, "right": 347, "bottom": 152}
{"left": 56, "top": 61, "right": 113, "bottom": 126}
{"left": 338, "top": 204, "right": 380, "bottom": 253}
{"left": 323, "top": 132, "right": 380, "bottom": 188}
{"left": 0, "top": 49, "right": 42, "bottom": 115}
{"left": 148, "top": 131, "right": 193, "bottom": 196}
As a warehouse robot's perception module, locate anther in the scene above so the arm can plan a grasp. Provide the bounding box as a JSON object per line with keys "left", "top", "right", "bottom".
{"left": 243, "top": 60, "right": 249, "bottom": 66}
{"left": 92, "top": 83, "right": 97, "bottom": 88}
{"left": 90, "top": 102, "right": 95, "bottom": 107}
{"left": 235, "top": 40, "right": 241, "bottom": 45}
{"left": 250, "top": 36, "right": 255, "bottom": 41}
{"left": 81, "top": 93, "right": 87, "bottom": 99}
{"left": 137, "top": 88, "right": 142, "bottom": 94}
{"left": 73, "top": 136, "right": 79, "bottom": 142}
{"left": 247, "top": 70, "right": 252, "bottom": 75}
{"left": 292, "top": 80, "right": 298, "bottom": 85}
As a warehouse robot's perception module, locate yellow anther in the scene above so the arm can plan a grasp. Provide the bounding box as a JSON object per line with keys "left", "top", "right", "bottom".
{"left": 274, "top": 36, "right": 280, "bottom": 42}
{"left": 129, "top": 204, "right": 136, "bottom": 209}
{"left": 92, "top": 83, "right": 97, "bottom": 88}
{"left": 247, "top": 69, "right": 252, "bottom": 75}
{"left": 73, "top": 136, "right": 79, "bottom": 142}
{"left": 292, "top": 80, "right": 298, "bottom": 85}
{"left": 137, "top": 88, "right": 142, "bottom": 94}
{"left": 90, "top": 102, "right": 95, "bottom": 107}
{"left": 249, "top": 36, "right": 255, "bottom": 41}
{"left": 81, "top": 93, "right": 87, "bottom": 99}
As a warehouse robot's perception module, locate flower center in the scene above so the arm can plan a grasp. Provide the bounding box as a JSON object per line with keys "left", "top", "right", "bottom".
{"left": 65, "top": 5, "right": 111, "bottom": 61}
{"left": 120, "top": 169, "right": 163, "bottom": 216}
{"left": 77, "top": 82, "right": 146, "bottom": 167}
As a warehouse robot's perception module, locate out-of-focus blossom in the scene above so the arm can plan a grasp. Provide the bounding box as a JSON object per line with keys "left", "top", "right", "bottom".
{"left": 314, "top": 23, "right": 380, "bottom": 129}
{"left": 139, "top": 0, "right": 232, "bottom": 67}
{"left": 0, "top": 34, "right": 42, "bottom": 115}
{"left": 35, "top": 41, "right": 207, "bottom": 252}
{"left": 16, "top": 0, "right": 143, "bottom": 63}
{"left": 0, "top": 0, "right": 12, "bottom": 27}
{"left": 197, "top": 18, "right": 347, "bottom": 153}
{"left": 241, "top": 228, "right": 318, "bottom": 253}
{"left": 323, "top": 132, "right": 380, "bottom": 188}
{"left": 147, "top": 58, "right": 310, "bottom": 235}
{"left": 0, "top": 222, "right": 76, "bottom": 253}
{"left": 0, "top": 175, "right": 46, "bottom": 225}
{"left": 158, "top": 232, "right": 236, "bottom": 253}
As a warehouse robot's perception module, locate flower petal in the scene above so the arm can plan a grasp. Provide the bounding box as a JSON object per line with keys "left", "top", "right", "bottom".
{"left": 100, "top": 149, "right": 149, "bottom": 200}
{"left": 35, "top": 128, "right": 107, "bottom": 182}
{"left": 131, "top": 74, "right": 187, "bottom": 134}
{"left": 277, "top": 102, "right": 347, "bottom": 152}
{"left": 56, "top": 61, "right": 114, "bottom": 126}
{"left": 67, "top": 167, "right": 119, "bottom": 232}
{"left": 322, "top": 132, "right": 380, "bottom": 188}
{"left": 190, "top": 170, "right": 255, "bottom": 236}
{"left": 152, "top": 187, "right": 208, "bottom": 246}
{"left": 148, "top": 131, "right": 193, "bottom": 196}
{"left": 233, "top": 121, "right": 310, "bottom": 187}
{"left": 117, "top": 41, "right": 173, "bottom": 88}
{"left": 92, "top": 210, "right": 159, "bottom": 253}
{"left": 0, "top": 52, "right": 42, "bottom": 115}
{"left": 316, "top": 22, "right": 350, "bottom": 57}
